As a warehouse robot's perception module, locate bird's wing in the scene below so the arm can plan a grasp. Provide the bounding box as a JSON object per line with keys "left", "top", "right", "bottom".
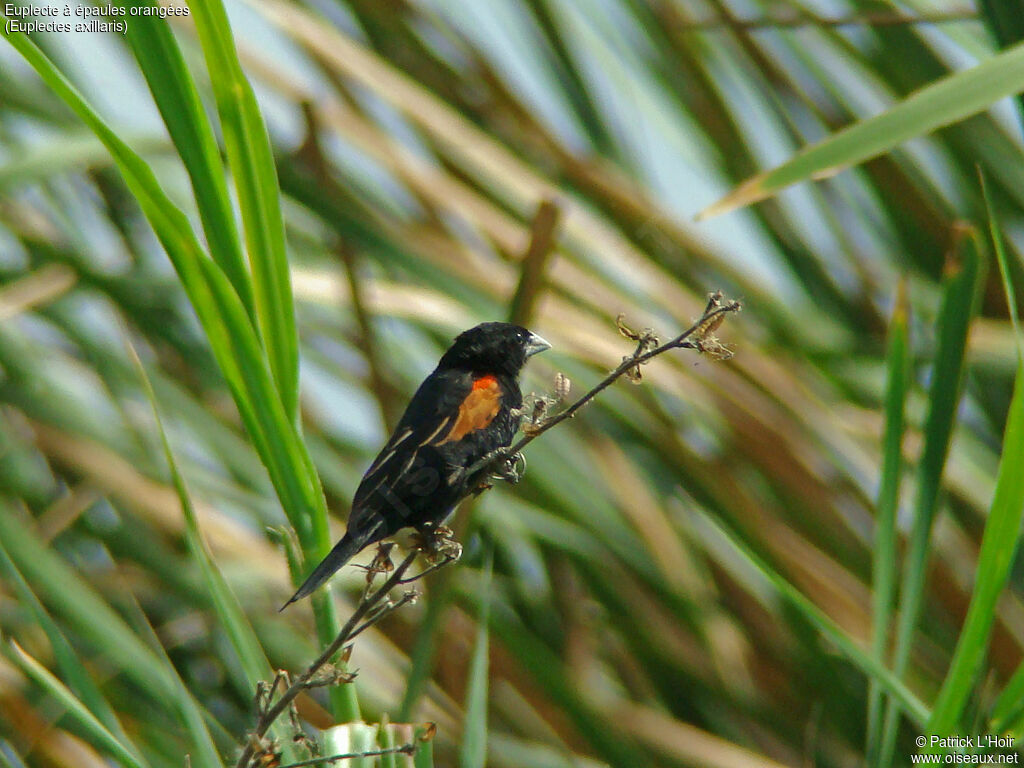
{"left": 348, "top": 369, "right": 503, "bottom": 530}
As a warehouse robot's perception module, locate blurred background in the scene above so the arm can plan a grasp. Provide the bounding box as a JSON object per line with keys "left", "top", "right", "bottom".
{"left": 1, "top": 0, "right": 1023, "bottom": 766}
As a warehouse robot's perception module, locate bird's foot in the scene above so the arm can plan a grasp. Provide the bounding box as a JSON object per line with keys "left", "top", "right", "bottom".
{"left": 411, "top": 523, "right": 463, "bottom": 563}
{"left": 490, "top": 451, "right": 525, "bottom": 485}
{"left": 457, "top": 449, "right": 524, "bottom": 494}
{"left": 465, "top": 452, "right": 523, "bottom": 497}
{"left": 474, "top": 449, "right": 525, "bottom": 483}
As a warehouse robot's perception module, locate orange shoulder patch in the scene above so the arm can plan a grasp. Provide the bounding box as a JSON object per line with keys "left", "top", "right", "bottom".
{"left": 439, "top": 375, "right": 501, "bottom": 444}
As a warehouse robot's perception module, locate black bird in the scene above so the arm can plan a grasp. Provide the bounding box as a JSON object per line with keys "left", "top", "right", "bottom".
{"left": 283, "top": 322, "right": 550, "bottom": 606}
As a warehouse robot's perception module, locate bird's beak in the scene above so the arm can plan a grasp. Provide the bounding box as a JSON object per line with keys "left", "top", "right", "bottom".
{"left": 526, "top": 333, "right": 551, "bottom": 357}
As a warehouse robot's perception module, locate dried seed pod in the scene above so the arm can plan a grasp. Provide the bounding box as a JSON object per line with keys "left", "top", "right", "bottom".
{"left": 554, "top": 371, "right": 571, "bottom": 401}
{"left": 696, "top": 337, "right": 735, "bottom": 361}
{"left": 616, "top": 313, "right": 641, "bottom": 340}
{"left": 696, "top": 310, "right": 726, "bottom": 338}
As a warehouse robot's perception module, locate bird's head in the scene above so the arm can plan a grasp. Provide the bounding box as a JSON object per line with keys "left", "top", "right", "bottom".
{"left": 440, "top": 322, "right": 550, "bottom": 378}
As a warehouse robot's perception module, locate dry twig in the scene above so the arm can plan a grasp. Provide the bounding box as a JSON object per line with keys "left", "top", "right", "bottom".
{"left": 237, "top": 543, "right": 457, "bottom": 768}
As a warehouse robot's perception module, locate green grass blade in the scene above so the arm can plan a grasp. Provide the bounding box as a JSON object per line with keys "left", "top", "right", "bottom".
{"left": 186, "top": 0, "right": 299, "bottom": 422}
{"left": 880, "top": 229, "right": 984, "bottom": 763}
{"left": 114, "top": 0, "right": 255, "bottom": 322}
{"left": 323, "top": 723, "right": 379, "bottom": 768}
{"left": 4, "top": 640, "right": 150, "bottom": 768}
{"left": 129, "top": 343, "right": 300, "bottom": 759}
{"left": 981, "top": 172, "right": 1022, "bottom": 349}
{"left": 141, "top": 2, "right": 351, "bottom": 702}
{"left": 0, "top": 536, "right": 133, "bottom": 748}
{"left": 413, "top": 726, "right": 436, "bottom": 768}
{"left": 991, "top": 656, "right": 1024, "bottom": 732}
{"left": 992, "top": 688, "right": 1024, "bottom": 734}
{"left": 866, "top": 281, "right": 911, "bottom": 766}
{"left": 2, "top": 24, "right": 347, "bottom": 675}
{"left": 193, "top": 258, "right": 355, "bottom": 720}
{"left": 977, "top": 0, "right": 1024, "bottom": 131}
{"left": 0, "top": 511, "right": 223, "bottom": 767}
{"left": 698, "top": 511, "right": 931, "bottom": 727}
{"left": 947, "top": 173, "right": 1024, "bottom": 735}
{"left": 126, "top": 343, "right": 288, "bottom": 711}
{"left": 698, "top": 42, "right": 1024, "bottom": 219}
{"left": 926, "top": 358, "right": 1024, "bottom": 737}
{"left": 192, "top": 255, "right": 325, "bottom": 542}
{"left": 377, "top": 721, "right": 397, "bottom": 768}
{"left": 459, "top": 554, "right": 492, "bottom": 768}
{"left": 1, "top": 21, "right": 270, "bottom": 462}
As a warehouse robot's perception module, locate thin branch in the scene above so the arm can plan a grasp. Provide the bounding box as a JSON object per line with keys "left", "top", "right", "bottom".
{"left": 349, "top": 591, "right": 419, "bottom": 640}
{"left": 237, "top": 551, "right": 437, "bottom": 768}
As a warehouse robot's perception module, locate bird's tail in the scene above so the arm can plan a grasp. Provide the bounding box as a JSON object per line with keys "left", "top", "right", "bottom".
{"left": 280, "top": 532, "right": 365, "bottom": 610}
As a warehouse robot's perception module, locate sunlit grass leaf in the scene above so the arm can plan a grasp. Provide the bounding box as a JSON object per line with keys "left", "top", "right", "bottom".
{"left": 4, "top": 640, "right": 150, "bottom": 768}
{"left": 2, "top": 22, "right": 347, "bottom": 691}
{"left": 186, "top": 0, "right": 299, "bottom": 422}
{"left": 926, "top": 364, "right": 1024, "bottom": 738}
{"left": 925, "top": 174, "right": 1024, "bottom": 739}
{"left": 114, "top": 0, "right": 255, "bottom": 323}
{"left": 323, "top": 723, "right": 379, "bottom": 768}
{"left": 0, "top": 509, "right": 224, "bottom": 768}
{"left": 0, "top": 537, "right": 132, "bottom": 748}
{"left": 698, "top": 42, "right": 1024, "bottom": 219}
{"left": 697, "top": 509, "right": 930, "bottom": 727}
{"left": 378, "top": 721, "right": 398, "bottom": 768}
{"left": 127, "top": 342, "right": 300, "bottom": 761}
